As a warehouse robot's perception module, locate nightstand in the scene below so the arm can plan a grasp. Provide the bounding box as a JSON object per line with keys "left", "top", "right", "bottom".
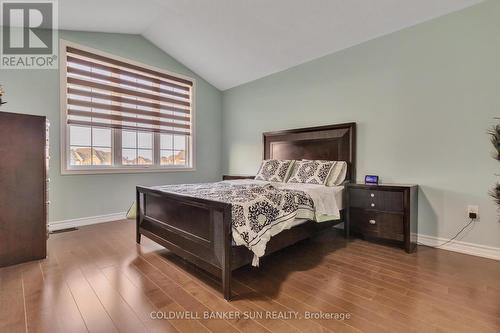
{"left": 222, "top": 175, "right": 255, "bottom": 180}
{"left": 346, "top": 183, "right": 418, "bottom": 253}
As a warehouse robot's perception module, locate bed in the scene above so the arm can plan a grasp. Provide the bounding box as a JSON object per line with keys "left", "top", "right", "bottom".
{"left": 136, "top": 122, "right": 356, "bottom": 300}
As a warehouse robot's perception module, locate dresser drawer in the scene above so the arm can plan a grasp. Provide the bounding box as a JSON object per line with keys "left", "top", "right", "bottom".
{"left": 350, "top": 208, "right": 404, "bottom": 241}
{"left": 349, "top": 188, "right": 404, "bottom": 212}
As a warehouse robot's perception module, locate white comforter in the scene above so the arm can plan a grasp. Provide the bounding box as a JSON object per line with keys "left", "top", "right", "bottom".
{"left": 223, "top": 179, "right": 344, "bottom": 221}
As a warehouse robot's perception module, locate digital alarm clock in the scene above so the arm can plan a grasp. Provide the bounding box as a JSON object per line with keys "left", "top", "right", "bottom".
{"left": 364, "top": 175, "right": 379, "bottom": 185}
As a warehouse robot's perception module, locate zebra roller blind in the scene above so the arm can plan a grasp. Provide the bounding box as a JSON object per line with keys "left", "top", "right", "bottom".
{"left": 65, "top": 46, "right": 192, "bottom": 136}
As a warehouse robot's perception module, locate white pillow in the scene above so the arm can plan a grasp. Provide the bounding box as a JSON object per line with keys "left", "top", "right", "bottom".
{"left": 326, "top": 161, "right": 347, "bottom": 186}
{"left": 255, "top": 159, "right": 295, "bottom": 182}
{"left": 287, "top": 160, "right": 335, "bottom": 185}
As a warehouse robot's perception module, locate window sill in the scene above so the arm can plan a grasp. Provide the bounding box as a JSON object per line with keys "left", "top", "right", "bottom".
{"left": 61, "top": 166, "right": 196, "bottom": 175}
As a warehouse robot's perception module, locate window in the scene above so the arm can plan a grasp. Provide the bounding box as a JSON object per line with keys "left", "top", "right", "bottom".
{"left": 61, "top": 41, "right": 194, "bottom": 174}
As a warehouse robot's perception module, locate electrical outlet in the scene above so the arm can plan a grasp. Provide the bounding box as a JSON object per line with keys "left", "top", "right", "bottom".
{"left": 467, "top": 205, "right": 479, "bottom": 219}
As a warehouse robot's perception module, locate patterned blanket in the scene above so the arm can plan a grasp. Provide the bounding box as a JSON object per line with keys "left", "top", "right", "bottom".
{"left": 153, "top": 182, "right": 315, "bottom": 266}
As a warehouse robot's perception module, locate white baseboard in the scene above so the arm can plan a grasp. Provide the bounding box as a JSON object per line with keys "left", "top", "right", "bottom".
{"left": 49, "top": 212, "right": 127, "bottom": 231}
{"left": 48, "top": 214, "right": 500, "bottom": 262}
{"left": 418, "top": 234, "right": 500, "bottom": 261}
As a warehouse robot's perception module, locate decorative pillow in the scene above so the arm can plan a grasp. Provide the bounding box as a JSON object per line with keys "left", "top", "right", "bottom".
{"left": 287, "top": 160, "right": 335, "bottom": 185}
{"left": 326, "top": 161, "right": 347, "bottom": 186}
{"left": 300, "top": 160, "right": 348, "bottom": 186}
{"left": 255, "top": 159, "right": 295, "bottom": 182}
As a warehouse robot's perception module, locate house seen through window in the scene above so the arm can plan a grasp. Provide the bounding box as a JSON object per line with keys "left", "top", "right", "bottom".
{"left": 62, "top": 42, "right": 194, "bottom": 173}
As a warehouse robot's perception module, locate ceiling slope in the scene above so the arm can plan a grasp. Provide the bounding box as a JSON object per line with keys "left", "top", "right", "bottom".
{"left": 59, "top": 0, "right": 483, "bottom": 90}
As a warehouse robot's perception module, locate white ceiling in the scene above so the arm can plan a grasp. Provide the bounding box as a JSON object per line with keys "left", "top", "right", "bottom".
{"left": 60, "top": 0, "right": 483, "bottom": 90}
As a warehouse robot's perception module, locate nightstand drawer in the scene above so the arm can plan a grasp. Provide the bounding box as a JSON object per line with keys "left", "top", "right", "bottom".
{"left": 349, "top": 188, "right": 404, "bottom": 212}
{"left": 350, "top": 208, "right": 379, "bottom": 234}
{"left": 350, "top": 208, "right": 404, "bottom": 241}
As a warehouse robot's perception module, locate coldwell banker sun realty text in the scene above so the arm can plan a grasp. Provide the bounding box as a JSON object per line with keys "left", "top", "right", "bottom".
{"left": 1, "top": 0, "right": 58, "bottom": 69}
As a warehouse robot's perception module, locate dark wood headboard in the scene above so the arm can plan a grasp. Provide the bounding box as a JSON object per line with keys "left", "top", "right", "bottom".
{"left": 263, "top": 123, "right": 356, "bottom": 182}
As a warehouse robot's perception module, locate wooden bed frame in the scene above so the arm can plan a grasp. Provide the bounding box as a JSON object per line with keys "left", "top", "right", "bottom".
{"left": 136, "top": 123, "right": 356, "bottom": 300}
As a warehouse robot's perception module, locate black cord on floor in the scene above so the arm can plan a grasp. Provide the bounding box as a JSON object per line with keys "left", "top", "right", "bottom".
{"left": 418, "top": 218, "right": 476, "bottom": 248}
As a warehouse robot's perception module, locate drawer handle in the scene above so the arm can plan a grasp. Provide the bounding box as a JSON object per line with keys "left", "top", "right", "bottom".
{"left": 370, "top": 193, "right": 375, "bottom": 197}
{"left": 371, "top": 203, "right": 375, "bottom": 207}
{"left": 369, "top": 219, "right": 376, "bottom": 225}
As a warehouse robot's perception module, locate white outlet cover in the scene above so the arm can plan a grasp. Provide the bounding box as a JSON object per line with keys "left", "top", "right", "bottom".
{"left": 467, "top": 205, "right": 479, "bottom": 215}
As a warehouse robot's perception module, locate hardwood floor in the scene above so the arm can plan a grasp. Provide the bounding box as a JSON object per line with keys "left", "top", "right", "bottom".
{"left": 1, "top": 220, "right": 499, "bottom": 333}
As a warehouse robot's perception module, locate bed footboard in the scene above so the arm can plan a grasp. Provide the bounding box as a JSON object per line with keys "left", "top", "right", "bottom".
{"left": 136, "top": 186, "right": 233, "bottom": 300}
{"left": 137, "top": 185, "right": 347, "bottom": 301}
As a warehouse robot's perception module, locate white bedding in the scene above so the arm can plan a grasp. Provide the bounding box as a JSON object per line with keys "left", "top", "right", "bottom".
{"left": 224, "top": 179, "right": 344, "bottom": 251}
{"left": 223, "top": 179, "right": 344, "bottom": 222}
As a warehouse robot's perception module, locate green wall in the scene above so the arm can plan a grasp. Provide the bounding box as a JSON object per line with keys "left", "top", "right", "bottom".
{"left": 222, "top": 0, "right": 500, "bottom": 247}
{"left": 1, "top": 2, "right": 499, "bottom": 248}
{"left": 0, "top": 30, "right": 223, "bottom": 222}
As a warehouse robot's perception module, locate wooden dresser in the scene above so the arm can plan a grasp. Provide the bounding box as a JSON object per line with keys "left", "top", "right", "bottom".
{"left": 0, "top": 111, "right": 49, "bottom": 267}
{"left": 347, "top": 183, "right": 418, "bottom": 253}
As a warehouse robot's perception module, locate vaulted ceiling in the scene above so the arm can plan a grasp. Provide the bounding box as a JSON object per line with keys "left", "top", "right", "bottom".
{"left": 60, "top": 0, "right": 483, "bottom": 90}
